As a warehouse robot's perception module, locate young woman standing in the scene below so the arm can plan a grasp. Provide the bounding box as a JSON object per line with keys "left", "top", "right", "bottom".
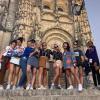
{"left": 63, "top": 42, "right": 82, "bottom": 91}
{"left": 6, "top": 37, "right": 24, "bottom": 90}
{"left": 26, "top": 40, "right": 39, "bottom": 90}
{"left": 17, "top": 40, "right": 34, "bottom": 89}
{"left": 38, "top": 42, "right": 52, "bottom": 89}
{"left": 50, "top": 44, "right": 62, "bottom": 89}
{"left": 73, "top": 41, "right": 84, "bottom": 90}
{"left": 0, "top": 40, "right": 16, "bottom": 90}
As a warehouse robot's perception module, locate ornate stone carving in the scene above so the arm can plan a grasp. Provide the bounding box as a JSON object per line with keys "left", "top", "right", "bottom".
{"left": 0, "top": 0, "right": 93, "bottom": 50}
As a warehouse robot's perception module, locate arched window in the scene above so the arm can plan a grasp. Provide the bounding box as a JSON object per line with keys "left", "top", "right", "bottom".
{"left": 58, "top": 7, "right": 64, "bottom": 12}
{"left": 44, "top": 5, "right": 50, "bottom": 9}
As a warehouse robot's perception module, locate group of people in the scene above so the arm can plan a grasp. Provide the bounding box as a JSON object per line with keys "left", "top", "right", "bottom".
{"left": 0, "top": 37, "right": 100, "bottom": 92}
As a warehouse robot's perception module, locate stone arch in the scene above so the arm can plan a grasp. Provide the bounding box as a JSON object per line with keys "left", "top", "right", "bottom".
{"left": 42, "top": 28, "right": 73, "bottom": 49}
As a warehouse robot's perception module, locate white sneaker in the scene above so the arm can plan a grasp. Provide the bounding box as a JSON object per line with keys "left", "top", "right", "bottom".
{"left": 12, "top": 85, "right": 16, "bottom": 90}
{"left": 0, "top": 86, "right": 4, "bottom": 90}
{"left": 67, "top": 85, "right": 73, "bottom": 90}
{"left": 42, "top": 86, "right": 46, "bottom": 89}
{"left": 26, "top": 84, "right": 31, "bottom": 90}
{"left": 30, "top": 86, "right": 33, "bottom": 90}
{"left": 6, "top": 84, "right": 11, "bottom": 90}
{"left": 50, "top": 85, "right": 55, "bottom": 90}
{"left": 78, "top": 84, "right": 83, "bottom": 92}
{"left": 57, "top": 85, "right": 63, "bottom": 90}
{"left": 44, "top": 86, "right": 48, "bottom": 89}
{"left": 16, "top": 87, "right": 23, "bottom": 90}
{"left": 38, "top": 85, "right": 46, "bottom": 90}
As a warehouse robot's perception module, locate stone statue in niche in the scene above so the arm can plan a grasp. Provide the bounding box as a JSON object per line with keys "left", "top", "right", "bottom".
{"left": 0, "top": 1, "right": 8, "bottom": 30}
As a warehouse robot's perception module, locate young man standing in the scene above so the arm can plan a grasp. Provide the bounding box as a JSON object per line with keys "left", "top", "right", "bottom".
{"left": 85, "top": 41, "right": 100, "bottom": 88}
{"left": 73, "top": 41, "right": 84, "bottom": 90}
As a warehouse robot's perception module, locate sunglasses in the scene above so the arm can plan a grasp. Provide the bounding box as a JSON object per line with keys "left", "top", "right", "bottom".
{"left": 42, "top": 45, "right": 47, "bottom": 46}
{"left": 54, "top": 46, "right": 58, "bottom": 48}
{"left": 63, "top": 45, "right": 67, "bottom": 47}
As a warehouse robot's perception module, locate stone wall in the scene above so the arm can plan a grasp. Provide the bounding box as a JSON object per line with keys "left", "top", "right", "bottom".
{"left": 0, "top": 31, "right": 11, "bottom": 51}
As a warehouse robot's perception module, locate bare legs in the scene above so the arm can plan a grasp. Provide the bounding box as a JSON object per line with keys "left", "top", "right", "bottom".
{"left": 31, "top": 68, "right": 37, "bottom": 88}
{"left": 65, "top": 66, "right": 82, "bottom": 91}
{"left": 13, "top": 66, "right": 20, "bottom": 86}
{"left": 6, "top": 63, "right": 20, "bottom": 90}
{"left": 26, "top": 64, "right": 37, "bottom": 90}
{"left": 51, "top": 61, "right": 62, "bottom": 89}
{"left": 38, "top": 67, "right": 43, "bottom": 87}
{"left": 38, "top": 67, "right": 47, "bottom": 89}
{"left": 43, "top": 68, "right": 48, "bottom": 87}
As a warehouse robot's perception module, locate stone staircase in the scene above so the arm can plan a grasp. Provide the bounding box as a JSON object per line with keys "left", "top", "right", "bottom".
{"left": 0, "top": 61, "right": 99, "bottom": 100}
{"left": 0, "top": 89, "right": 100, "bottom": 100}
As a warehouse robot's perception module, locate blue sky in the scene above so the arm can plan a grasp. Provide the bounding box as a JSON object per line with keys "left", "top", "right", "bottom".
{"left": 85, "top": 0, "right": 100, "bottom": 59}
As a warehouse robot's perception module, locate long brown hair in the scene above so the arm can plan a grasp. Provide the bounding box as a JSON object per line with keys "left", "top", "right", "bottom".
{"left": 63, "top": 42, "right": 70, "bottom": 51}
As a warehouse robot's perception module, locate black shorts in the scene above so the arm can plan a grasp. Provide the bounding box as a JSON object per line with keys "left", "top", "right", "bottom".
{"left": 76, "top": 62, "right": 83, "bottom": 68}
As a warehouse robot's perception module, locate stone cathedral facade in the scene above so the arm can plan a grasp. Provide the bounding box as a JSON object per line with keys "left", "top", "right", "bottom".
{"left": 0, "top": 0, "right": 92, "bottom": 50}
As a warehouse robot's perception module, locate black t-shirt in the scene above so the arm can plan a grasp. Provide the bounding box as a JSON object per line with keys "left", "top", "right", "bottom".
{"left": 39, "top": 49, "right": 52, "bottom": 59}
{"left": 52, "top": 50, "right": 62, "bottom": 61}
{"left": 74, "top": 49, "right": 84, "bottom": 65}
{"left": 31, "top": 48, "right": 39, "bottom": 58}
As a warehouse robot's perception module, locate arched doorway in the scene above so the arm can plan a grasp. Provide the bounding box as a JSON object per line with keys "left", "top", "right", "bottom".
{"left": 42, "top": 28, "right": 73, "bottom": 50}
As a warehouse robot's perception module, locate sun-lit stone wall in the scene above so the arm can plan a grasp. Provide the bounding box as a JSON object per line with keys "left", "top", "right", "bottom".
{"left": 74, "top": 0, "right": 92, "bottom": 50}
{"left": 0, "top": 0, "right": 93, "bottom": 50}
{"left": 13, "top": 0, "right": 34, "bottom": 42}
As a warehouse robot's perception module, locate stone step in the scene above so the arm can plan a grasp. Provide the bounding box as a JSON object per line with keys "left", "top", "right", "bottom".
{"left": 0, "top": 95, "right": 100, "bottom": 100}
{"left": 0, "top": 89, "right": 100, "bottom": 97}
{"left": 0, "top": 89, "right": 100, "bottom": 100}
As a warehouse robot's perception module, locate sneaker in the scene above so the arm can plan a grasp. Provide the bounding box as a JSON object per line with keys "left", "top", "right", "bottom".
{"left": 42, "top": 86, "right": 46, "bottom": 89}
{"left": 50, "top": 85, "right": 55, "bottom": 90}
{"left": 30, "top": 86, "right": 33, "bottom": 90}
{"left": 44, "top": 86, "right": 48, "bottom": 89}
{"left": 57, "top": 85, "right": 62, "bottom": 89}
{"left": 38, "top": 85, "right": 46, "bottom": 90}
{"left": 16, "top": 87, "right": 24, "bottom": 90}
{"left": 67, "top": 85, "right": 73, "bottom": 90}
{"left": 12, "top": 85, "right": 16, "bottom": 90}
{"left": 78, "top": 84, "right": 83, "bottom": 92}
{"left": 0, "top": 85, "right": 4, "bottom": 90}
{"left": 6, "top": 84, "right": 11, "bottom": 90}
{"left": 26, "top": 84, "right": 31, "bottom": 90}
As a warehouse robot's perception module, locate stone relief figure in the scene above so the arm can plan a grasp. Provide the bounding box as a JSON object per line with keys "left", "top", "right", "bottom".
{"left": 32, "top": 6, "right": 42, "bottom": 41}
{"left": 0, "top": 0, "right": 8, "bottom": 30}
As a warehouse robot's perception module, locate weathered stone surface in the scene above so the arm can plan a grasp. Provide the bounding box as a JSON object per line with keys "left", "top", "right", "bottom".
{"left": 0, "top": 89, "right": 100, "bottom": 100}
{"left": 0, "top": 96, "right": 100, "bottom": 100}
{"left": 0, "top": 0, "right": 92, "bottom": 50}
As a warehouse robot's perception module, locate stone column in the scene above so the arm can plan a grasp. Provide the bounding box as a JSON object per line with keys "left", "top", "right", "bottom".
{"left": 13, "top": 0, "right": 34, "bottom": 46}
